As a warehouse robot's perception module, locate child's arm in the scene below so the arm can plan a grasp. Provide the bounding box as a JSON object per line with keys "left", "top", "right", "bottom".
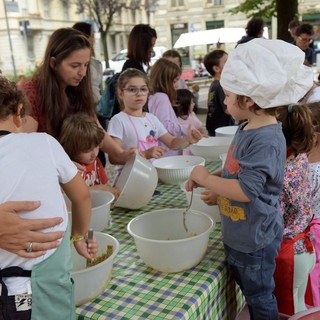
{"left": 159, "top": 125, "right": 203, "bottom": 150}
{"left": 61, "top": 173, "right": 96, "bottom": 260}
{"left": 187, "top": 165, "right": 250, "bottom": 203}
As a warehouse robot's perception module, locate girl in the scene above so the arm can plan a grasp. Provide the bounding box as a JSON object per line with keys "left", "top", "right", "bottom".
{"left": 0, "top": 76, "right": 97, "bottom": 319}
{"left": 19, "top": 28, "right": 134, "bottom": 166}
{"left": 148, "top": 58, "right": 194, "bottom": 156}
{"left": 305, "top": 102, "right": 320, "bottom": 307}
{"left": 175, "top": 89, "right": 204, "bottom": 155}
{"left": 186, "top": 39, "right": 313, "bottom": 319}
{"left": 274, "top": 104, "right": 316, "bottom": 315}
{"left": 162, "top": 49, "right": 188, "bottom": 89}
{"left": 107, "top": 68, "right": 202, "bottom": 184}
{"left": 59, "top": 113, "right": 120, "bottom": 199}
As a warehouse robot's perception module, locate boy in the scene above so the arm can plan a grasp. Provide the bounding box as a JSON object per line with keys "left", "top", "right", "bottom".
{"left": 186, "top": 39, "right": 314, "bottom": 319}
{"left": 203, "top": 50, "right": 234, "bottom": 136}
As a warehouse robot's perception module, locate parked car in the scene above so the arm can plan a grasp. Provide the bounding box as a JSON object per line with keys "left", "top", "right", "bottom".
{"left": 108, "top": 46, "right": 167, "bottom": 73}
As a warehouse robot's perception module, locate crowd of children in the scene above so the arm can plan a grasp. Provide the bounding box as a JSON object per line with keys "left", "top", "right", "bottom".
{"left": 2, "top": 23, "right": 320, "bottom": 319}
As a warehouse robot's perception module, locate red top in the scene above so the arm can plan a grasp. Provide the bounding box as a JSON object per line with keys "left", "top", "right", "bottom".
{"left": 81, "top": 158, "right": 108, "bottom": 187}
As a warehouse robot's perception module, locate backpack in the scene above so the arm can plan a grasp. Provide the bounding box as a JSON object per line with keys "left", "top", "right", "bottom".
{"left": 96, "top": 72, "right": 120, "bottom": 120}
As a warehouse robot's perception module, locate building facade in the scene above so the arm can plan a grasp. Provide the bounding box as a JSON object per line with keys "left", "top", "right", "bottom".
{"left": 1, "top": 0, "right": 320, "bottom": 77}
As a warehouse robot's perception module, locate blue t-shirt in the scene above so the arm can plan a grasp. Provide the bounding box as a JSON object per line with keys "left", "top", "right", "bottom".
{"left": 219, "top": 122, "right": 286, "bottom": 253}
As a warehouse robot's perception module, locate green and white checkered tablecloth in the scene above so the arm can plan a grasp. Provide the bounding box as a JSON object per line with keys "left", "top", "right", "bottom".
{"left": 76, "top": 161, "right": 245, "bottom": 320}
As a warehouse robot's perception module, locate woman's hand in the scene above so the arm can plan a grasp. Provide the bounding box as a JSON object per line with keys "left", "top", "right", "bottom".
{"left": 0, "top": 201, "right": 64, "bottom": 258}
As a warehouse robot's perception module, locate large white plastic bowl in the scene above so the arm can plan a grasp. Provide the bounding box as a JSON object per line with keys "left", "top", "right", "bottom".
{"left": 152, "top": 155, "right": 205, "bottom": 185}
{"left": 64, "top": 190, "right": 114, "bottom": 232}
{"left": 215, "top": 125, "right": 239, "bottom": 137}
{"left": 71, "top": 232, "right": 119, "bottom": 306}
{"left": 127, "top": 209, "right": 215, "bottom": 273}
{"left": 180, "top": 184, "right": 221, "bottom": 223}
{"left": 114, "top": 153, "right": 158, "bottom": 209}
{"left": 190, "top": 137, "right": 232, "bottom": 161}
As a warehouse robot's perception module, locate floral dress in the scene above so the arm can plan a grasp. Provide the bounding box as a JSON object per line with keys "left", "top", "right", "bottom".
{"left": 279, "top": 153, "right": 313, "bottom": 254}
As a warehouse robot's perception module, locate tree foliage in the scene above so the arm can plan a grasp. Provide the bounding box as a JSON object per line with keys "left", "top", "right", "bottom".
{"left": 76, "top": 0, "right": 140, "bottom": 67}
{"left": 228, "top": 0, "right": 298, "bottom": 40}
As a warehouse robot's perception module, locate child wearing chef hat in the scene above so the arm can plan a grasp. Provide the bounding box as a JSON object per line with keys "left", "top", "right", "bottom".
{"left": 186, "top": 38, "right": 313, "bottom": 319}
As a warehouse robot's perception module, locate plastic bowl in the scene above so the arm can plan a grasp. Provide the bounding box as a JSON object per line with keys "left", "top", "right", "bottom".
{"left": 180, "top": 183, "right": 221, "bottom": 223}
{"left": 219, "top": 153, "right": 227, "bottom": 168}
{"left": 127, "top": 208, "right": 214, "bottom": 273}
{"left": 71, "top": 232, "right": 119, "bottom": 306}
{"left": 190, "top": 137, "right": 232, "bottom": 161}
{"left": 114, "top": 153, "right": 158, "bottom": 209}
{"left": 152, "top": 155, "right": 205, "bottom": 185}
{"left": 64, "top": 190, "right": 114, "bottom": 232}
{"left": 215, "top": 125, "right": 239, "bottom": 137}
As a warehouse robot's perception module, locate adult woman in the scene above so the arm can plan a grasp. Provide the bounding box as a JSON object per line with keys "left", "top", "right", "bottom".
{"left": 20, "top": 28, "right": 133, "bottom": 164}
{"left": 0, "top": 201, "right": 63, "bottom": 257}
{"left": 121, "top": 24, "right": 157, "bottom": 73}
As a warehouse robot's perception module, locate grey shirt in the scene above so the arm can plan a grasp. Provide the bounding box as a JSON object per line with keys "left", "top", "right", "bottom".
{"left": 220, "top": 122, "right": 286, "bottom": 252}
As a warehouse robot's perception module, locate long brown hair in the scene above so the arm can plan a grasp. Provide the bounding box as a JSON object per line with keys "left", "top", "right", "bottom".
{"left": 35, "top": 28, "right": 95, "bottom": 138}
{"left": 276, "top": 104, "right": 315, "bottom": 154}
{"left": 149, "top": 58, "right": 181, "bottom": 105}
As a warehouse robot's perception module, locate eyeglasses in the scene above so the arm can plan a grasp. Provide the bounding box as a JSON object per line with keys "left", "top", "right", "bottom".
{"left": 123, "top": 86, "right": 149, "bottom": 95}
{"left": 298, "top": 36, "right": 313, "bottom": 44}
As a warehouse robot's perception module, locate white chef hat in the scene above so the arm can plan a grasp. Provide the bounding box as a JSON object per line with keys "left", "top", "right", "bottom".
{"left": 220, "top": 38, "right": 313, "bottom": 109}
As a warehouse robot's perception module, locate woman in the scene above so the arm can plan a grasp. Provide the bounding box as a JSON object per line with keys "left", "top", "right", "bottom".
{"left": 121, "top": 24, "right": 157, "bottom": 73}
{"left": 19, "top": 28, "right": 133, "bottom": 164}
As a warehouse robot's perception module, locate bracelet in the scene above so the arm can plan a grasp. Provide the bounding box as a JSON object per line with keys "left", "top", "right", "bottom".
{"left": 70, "top": 234, "right": 86, "bottom": 242}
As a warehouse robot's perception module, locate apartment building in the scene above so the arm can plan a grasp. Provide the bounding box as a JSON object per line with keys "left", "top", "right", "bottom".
{"left": 1, "top": 0, "right": 320, "bottom": 76}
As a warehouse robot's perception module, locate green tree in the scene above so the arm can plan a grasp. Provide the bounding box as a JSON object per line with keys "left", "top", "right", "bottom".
{"left": 228, "top": 0, "right": 298, "bottom": 41}
{"left": 76, "top": 0, "right": 142, "bottom": 67}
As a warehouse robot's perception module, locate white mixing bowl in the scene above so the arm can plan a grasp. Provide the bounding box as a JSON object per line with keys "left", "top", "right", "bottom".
{"left": 114, "top": 153, "right": 158, "bottom": 209}
{"left": 152, "top": 155, "right": 205, "bottom": 185}
{"left": 64, "top": 190, "right": 114, "bottom": 232}
{"left": 127, "top": 209, "right": 215, "bottom": 273}
{"left": 190, "top": 137, "right": 232, "bottom": 161}
{"left": 71, "top": 232, "right": 119, "bottom": 306}
{"left": 180, "top": 184, "right": 221, "bottom": 223}
{"left": 215, "top": 125, "right": 239, "bottom": 137}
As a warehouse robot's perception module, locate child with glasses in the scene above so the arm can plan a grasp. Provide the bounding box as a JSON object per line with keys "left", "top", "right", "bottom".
{"left": 107, "top": 68, "right": 202, "bottom": 185}
{"left": 59, "top": 113, "right": 120, "bottom": 199}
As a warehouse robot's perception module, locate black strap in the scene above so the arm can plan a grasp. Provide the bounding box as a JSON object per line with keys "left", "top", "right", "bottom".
{"left": 0, "top": 267, "right": 32, "bottom": 320}
{"left": 0, "top": 130, "right": 11, "bottom": 136}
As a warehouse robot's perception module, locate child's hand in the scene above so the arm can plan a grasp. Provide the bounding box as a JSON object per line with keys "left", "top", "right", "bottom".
{"left": 142, "top": 146, "right": 166, "bottom": 159}
{"left": 121, "top": 147, "right": 137, "bottom": 162}
{"left": 187, "top": 125, "right": 204, "bottom": 145}
{"left": 73, "top": 236, "right": 98, "bottom": 261}
{"left": 200, "top": 189, "right": 218, "bottom": 205}
{"left": 92, "top": 185, "right": 120, "bottom": 199}
{"left": 190, "top": 165, "right": 210, "bottom": 187}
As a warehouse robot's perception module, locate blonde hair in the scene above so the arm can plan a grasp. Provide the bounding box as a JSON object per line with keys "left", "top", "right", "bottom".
{"left": 149, "top": 58, "right": 181, "bottom": 105}
{"left": 59, "top": 113, "right": 104, "bottom": 160}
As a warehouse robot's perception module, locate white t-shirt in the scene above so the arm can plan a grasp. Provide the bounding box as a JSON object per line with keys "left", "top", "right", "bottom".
{"left": 0, "top": 132, "right": 77, "bottom": 294}
{"left": 108, "top": 111, "right": 167, "bottom": 149}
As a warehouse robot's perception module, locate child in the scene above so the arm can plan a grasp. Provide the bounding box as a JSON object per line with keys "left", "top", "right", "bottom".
{"left": 176, "top": 88, "right": 203, "bottom": 132}
{"left": 162, "top": 49, "right": 188, "bottom": 89}
{"left": 274, "top": 104, "right": 316, "bottom": 315}
{"left": 0, "top": 76, "right": 97, "bottom": 319}
{"left": 185, "top": 39, "right": 314, "bottom": 319}
{"left": 107, "top": 68, "right": 202, "bottom": 184}
{"left": 203, "top": 50, "right": 235, "bottom": 136}
{"left": 59, "top": 113, "right": 120, "bottom": 199}
{"left": 305, "top": 102, "right": 320, "bottom": 307}
{"left": 191, "top": 84, "right": 200, "bottom": 114}
{"left": 148, "top": 58, "right": 203, "bottom": 156}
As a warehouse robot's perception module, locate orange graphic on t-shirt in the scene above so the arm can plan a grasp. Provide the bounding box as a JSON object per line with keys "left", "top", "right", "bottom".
{"left": 224, "top": 145, "right": 240, "bottom": 175}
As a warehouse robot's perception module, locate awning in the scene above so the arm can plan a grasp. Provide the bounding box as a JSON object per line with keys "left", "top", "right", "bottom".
{"left": 173, "top": 27, "right": 268, "bottom": 48}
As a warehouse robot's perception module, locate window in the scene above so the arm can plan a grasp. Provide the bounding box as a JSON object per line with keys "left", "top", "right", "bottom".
{"left": 171, "top": 0, "right": 184, "bottom": 7}
{"left": 207, "top": 0, "right": 222, "bottom": 5}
